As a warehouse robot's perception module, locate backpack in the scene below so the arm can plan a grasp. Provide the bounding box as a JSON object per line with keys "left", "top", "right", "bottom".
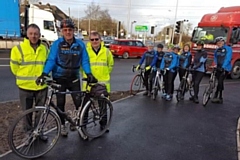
{"left": 90, "top": 83, "right": 109, "bottom": 97}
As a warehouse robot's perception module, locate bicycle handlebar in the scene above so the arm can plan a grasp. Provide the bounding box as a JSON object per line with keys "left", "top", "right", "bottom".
{"left": 44, "top": 78, "right": 61, "bottom": 89}
{"left": 132, "top": 65, "right": 145, "bottom": 72}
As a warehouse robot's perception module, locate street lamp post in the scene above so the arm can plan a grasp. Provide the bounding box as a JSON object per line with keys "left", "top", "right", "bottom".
{"left": 130, "top": 21, "right": 136, "bottom": 39}
{"left": 171, "top": 0, "right": 179, "bottom": 44}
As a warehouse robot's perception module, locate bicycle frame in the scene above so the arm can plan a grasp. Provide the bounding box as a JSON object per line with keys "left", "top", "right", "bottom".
{"left": 209, "top": 68, "right": 217, "bottom": 90}
{"left": 152, "top": 69, "right": 162, "bottom": 91}
{"left": 43, "top": 79, "right": 102, "bottom": 128}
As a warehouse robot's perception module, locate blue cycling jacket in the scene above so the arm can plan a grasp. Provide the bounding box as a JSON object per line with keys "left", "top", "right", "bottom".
{"left": 139, "top": 50, "right": 158, "bottom": 67}
{"left": 179, "top": 51, "right": 192, "bottom": 68}
{"left": 214, "top": 44, "right": 232, "bottom": 72}
{"left": 160, "top": 52, "right": 179, "bottom": 73}
{"left": 193, "top": 49, "right": 207, "bottom": 73}
{"left": 43, "top": 37, "right": 91, "bottom": 78}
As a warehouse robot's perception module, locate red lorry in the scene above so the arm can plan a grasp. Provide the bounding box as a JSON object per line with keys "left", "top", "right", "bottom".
{"left": 191, "top": 6, "right": 240, "bottom": 79}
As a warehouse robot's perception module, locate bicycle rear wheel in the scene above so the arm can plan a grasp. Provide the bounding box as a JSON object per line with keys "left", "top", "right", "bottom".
{"left": 130, "top": 75, "right": 143, "bottom": 95}
{"left": 80, "top": 98, "right": 113, "bottom": 138}
{"left": 202, "top": 86, "right": 212, "bottom": 107}
{"left": 8, "top": 107, "right": 61, "bottom": 159}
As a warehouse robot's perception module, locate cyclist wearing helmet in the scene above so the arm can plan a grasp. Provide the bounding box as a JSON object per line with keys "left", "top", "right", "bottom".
{"left": 211, "top": 37, "right": 232, "bottom": 103}
{"left": 136, "top": 41, "right": 157, "bottom": 96}
{"left": 190, "top": 40, "right": 207, "bottom": 103}
{"left": 36, "top": 18, "right": 96, "bottom": 136}
{"left": 160, "top": 45, "right": 179, "bottom": 101}
{"left": 155, "top": 43, "right": 165, "bottom": 68}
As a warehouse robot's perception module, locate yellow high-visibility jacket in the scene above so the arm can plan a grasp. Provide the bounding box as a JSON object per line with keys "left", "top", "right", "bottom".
{"left": 82, "top": 42, "right": 114, "bottom": 92}
{"left": 10, "top": 38, "right": 49, "bottom": 90}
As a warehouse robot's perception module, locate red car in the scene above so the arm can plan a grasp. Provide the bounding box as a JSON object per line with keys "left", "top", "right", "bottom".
{"left": 109, "top": 39, "right": 148, "bottom": 59}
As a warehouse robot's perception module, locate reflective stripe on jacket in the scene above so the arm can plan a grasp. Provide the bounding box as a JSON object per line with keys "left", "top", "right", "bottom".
{"left": 82, "top": 42, "right": 114, "bottom": 92}
{"left": 10, "top": 38, "right": 48, "bottom": 90}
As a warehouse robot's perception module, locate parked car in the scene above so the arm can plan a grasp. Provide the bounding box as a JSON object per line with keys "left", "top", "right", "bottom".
{"left": 109, "top": 39, "right": 148, "bottom": 59}
{"left": 74, "top": 32, "right": 84, "bottom": 41}
{"left": 102, "top": 36, "right": 114, "bottom": 48}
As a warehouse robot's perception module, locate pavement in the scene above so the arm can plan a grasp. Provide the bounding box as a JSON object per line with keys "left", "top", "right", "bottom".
{"left": 1, "top": 81, "right": 240, "bottom": 160}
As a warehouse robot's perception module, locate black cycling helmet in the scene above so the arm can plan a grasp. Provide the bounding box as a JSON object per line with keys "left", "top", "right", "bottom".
{"left": 214, "top": 37, "right": 225, "bottom": 44}
{"left": 196, "top": 40, "right": 204, "bottom": 46}
{"left": 157, "top": 43, "right": 164, "bottom": 48}
{"left": 60, "top": 18, "right": 75, "bottom": 29}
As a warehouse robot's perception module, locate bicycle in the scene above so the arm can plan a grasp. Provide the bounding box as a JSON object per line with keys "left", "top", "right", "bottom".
{"left": 202, "top": 67, "right": 218, "bottom": 107}
{"left": 130, "top": 65, "right": 146, "bottom": 95}
{"left": 175, "top": 68, "right": 194, "bottom": 102}
{"left": 151, "top": 68, "right": 166, "bottom": 100}
{"left": 8, "top": 78, "right": 113, "bottom": 159}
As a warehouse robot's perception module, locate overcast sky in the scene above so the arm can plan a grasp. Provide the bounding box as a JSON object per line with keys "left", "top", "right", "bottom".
{"left": 39, "top": 0, "right": 240, "bottom": 34}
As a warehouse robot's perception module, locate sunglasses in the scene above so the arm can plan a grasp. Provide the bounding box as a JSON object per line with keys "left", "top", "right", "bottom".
{"left": 90, "top": 38, "right": 99, "bottom": 41}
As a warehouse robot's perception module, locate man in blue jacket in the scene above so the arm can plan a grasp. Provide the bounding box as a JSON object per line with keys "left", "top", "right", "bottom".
{"left": 212, "top": 37, "right": 232, "bottom": 103}
{"left": 136, "top": 42, "right": 157, "bottom": 96}
{"left": 36, "top": 18, "right": 96, "bottom": 136}
{"left": 160, "top": 45, "right": 180, "bottom": 101}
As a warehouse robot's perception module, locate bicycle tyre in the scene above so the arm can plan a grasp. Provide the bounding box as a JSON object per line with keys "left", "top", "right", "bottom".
{"left": 8, "top": 107, "right": 61, "bottom": 159}
{"left": 130, "top": 75, "right": 142, "bottom": 95}
{"left": 202, "top": 86, "right": 212, "bottom": 107}
{"left": 80, "top": 98, "right": 113, "bottom": 138}
{"left": 152, "top": 88, "right": 158, "bottom": 100}
{"left": 176, "top": 80, "right": 186, "bottom": 102}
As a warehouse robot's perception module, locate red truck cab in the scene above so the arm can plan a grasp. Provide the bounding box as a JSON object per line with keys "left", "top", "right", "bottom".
{"left": 191, "top": 6, "right": 240, "bottom": 79}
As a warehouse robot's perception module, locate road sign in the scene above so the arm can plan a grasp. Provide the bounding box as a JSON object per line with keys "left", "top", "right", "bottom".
{"left": 135, "top": 25, "right": 148, "bottom": 32}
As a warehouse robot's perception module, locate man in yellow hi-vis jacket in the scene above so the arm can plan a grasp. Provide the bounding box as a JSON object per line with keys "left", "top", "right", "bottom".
{"left": 82, "top": 31, "right": 114, "bottom": 93}
{"left": 10, "top": 24, "right": 48, "bottom": 114}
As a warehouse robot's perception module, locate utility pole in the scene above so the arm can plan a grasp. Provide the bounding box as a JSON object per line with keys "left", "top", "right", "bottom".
{"left": 68, "top": 7, "right": 70, "bottom": 17}
{"left": 171, "top": 0, "right": 179, "bottom": 44}
{"left": 178, "top": 19, "right": 189, "bottom": 46}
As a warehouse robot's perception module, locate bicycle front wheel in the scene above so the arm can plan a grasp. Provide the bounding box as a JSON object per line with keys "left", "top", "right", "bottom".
{"left": 130, "top": 75, "right": 142, "bottom": 95}
{"left": 176, "top": 80, "right": 186, "bottom": 102}
{"left": 8, "top": 107, "right": 61, "bottom": 159}
{"left": 80, "top": 98, "right": 113, "bottom": 138}
{"left": 202, "top": 86, "right": 212, "bottom": 107}
{"left": 152, "top": 88, "right": 158, "bottom": 100}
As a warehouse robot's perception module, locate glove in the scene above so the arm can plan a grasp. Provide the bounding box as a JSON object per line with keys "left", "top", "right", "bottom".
{"left": 145, "top": 66, "right": 151, "bottom": 71}
{"left": 86, "top": 73, "right": 98, "bottom": 83}
{"left": 135, "top": 65, "right": 140, "bottom": 71}
{"left": 36, "top": 73, "right": 48, "bottom": 85}
{"left": 166, "top": 68, "right": 170, "bottom": 71}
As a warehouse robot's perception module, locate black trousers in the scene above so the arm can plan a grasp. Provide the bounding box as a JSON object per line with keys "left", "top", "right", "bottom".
{"left": 54, "top": 78, "right": 81, "bottom": 125}
{"left": 19, "top": 87, "right": 48, "bottom": 131}
{"left": 192, "top": 71, "right": 205, "bottom": 98}
{"left": 178, "top": 68, "right": 187, "bottom": 82}
{"left": 163, "top": 71, "right": 177, "bottom": 95}
{"left": 19, "top": 87, "right": 48, "bottom": 111}
{"left": 144, "top": 69, "right": 152, "bottom": 91}
{"left": 215, "top": 70, "right": 228, "bottom": 98}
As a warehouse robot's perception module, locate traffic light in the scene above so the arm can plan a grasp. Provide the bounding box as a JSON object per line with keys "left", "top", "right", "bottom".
{"left": 150, "top": 26, "right": 155, "bottom": 34}
{"left": 175, "top": 21, "right": 181, "bottom": 34}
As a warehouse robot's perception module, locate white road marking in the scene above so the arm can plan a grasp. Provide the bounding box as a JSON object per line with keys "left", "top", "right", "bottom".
{"left": 0, "top": 58, "right": 10, "bottom": 60}
{"left": 0, "top": 65, "right": 9, "bottom": 67}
